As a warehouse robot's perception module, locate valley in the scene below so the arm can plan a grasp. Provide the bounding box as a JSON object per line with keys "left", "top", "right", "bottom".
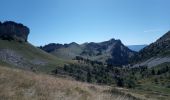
{"left": 0, "top": 21, "right": 170, "bottom": 100}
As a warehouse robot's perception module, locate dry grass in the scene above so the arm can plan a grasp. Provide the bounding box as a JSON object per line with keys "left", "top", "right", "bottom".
{"left": 0, "top": 66, "right": 141, "bottom": 100}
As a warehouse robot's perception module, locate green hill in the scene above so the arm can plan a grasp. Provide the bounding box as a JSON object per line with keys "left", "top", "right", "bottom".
{"left": 0, "top": 39, "right": 68, "bottom": 73}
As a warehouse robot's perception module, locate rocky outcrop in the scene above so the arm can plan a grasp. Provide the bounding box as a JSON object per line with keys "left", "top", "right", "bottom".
{"left": 0, "top": 21, "right": 29, "bottom": 42}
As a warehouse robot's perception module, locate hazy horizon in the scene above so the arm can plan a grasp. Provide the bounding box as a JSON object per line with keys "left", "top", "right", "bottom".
{"left": 0, "top": 0, "right": 170, "bottom": 46}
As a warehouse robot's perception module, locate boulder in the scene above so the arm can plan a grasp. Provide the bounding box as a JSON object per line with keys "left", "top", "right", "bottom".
{"left": 0, "top": 21, "right": 29, "bottom": 42}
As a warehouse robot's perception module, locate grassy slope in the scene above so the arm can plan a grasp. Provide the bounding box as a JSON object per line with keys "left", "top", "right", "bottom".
{"left": 130, "top": 63, "right": 170, "bottom": 100}
{"left": 0, "top": 66, "right": 142, "bottom": 100}
{"left": 0, "top": 40, "right": 69, "bottom": 73}
{"left": 1, "top": 39, "right": 169, "bottom": 100}
{"left": 51, "top": 45, "right": 83, "bottom": 60}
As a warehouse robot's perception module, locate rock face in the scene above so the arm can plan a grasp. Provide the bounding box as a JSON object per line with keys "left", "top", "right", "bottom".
{"left": 0, "top": 21, "right": 29, "bottom": 42}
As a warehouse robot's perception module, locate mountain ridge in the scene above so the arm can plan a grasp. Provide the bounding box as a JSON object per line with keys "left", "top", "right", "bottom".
{"left": 41, "top": 38, "right": 136, "bottom": 66}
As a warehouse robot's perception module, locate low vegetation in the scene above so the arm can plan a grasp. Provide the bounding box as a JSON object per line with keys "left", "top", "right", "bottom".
{"left": 0, "top": 66, "right": 142, "bottom": 100}
{"left": 53, "top": 62, "right": 170, "bottom": 100}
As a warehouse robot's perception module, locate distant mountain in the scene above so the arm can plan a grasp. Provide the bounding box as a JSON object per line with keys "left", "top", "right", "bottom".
{"left": 41, "top": 39, "right": 136, "bottom": 66}
{"left": 127, "top": 45, "right": 147, "bottom": 52}
{"left": 132, "top": 31, "right": 170, "bottom": 67}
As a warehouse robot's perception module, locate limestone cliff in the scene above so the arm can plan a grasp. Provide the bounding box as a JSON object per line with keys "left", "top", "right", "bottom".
{"left": 0, "top": 21, "right": 29, "bottom": 42}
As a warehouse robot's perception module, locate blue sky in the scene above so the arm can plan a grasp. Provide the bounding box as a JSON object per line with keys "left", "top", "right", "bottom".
{"left": 0, "top": 0, "right": 170, "bottom": 46}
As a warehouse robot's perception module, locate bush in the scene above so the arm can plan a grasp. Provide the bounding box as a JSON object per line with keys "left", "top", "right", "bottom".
{"left": 125, "top": 79, "right": 136, "bottom": 88}
{"left": 116, "top": 77, "right": 124, "bottom": 87}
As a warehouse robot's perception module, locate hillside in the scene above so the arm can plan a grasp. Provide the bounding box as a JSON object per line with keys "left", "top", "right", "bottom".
{"left": 41, "top": 39, "right": 136, "bottom": 66}
{"left": 0, "top": 40, "right": 68, "bottom": 73}
{"left": 0, "top": 66, "right": 142, "bottom": 100}
{"left": 0, "top": 21, "right": 68, "bottom": 73}
{"left": 132, "top": 31, "right": 170, "bottom": 67}
{"left": 41, "top": 42, "right": 83, "bottom": 60}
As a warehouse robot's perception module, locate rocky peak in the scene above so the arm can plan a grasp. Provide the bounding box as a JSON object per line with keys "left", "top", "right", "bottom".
{"left": 41, "top": 43, "right": 63, "bottom": 52}
{"left": 109, "top": 38, "right": 116, "bottom": 42}
{"left": 69, "top": 42, "right": 79, "bottom": 46}
{"left": 0, "top": 21, "right": 29, "bottom": 42}
{"left": 64, "top": 42, "right": 79, "bottom": 47}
